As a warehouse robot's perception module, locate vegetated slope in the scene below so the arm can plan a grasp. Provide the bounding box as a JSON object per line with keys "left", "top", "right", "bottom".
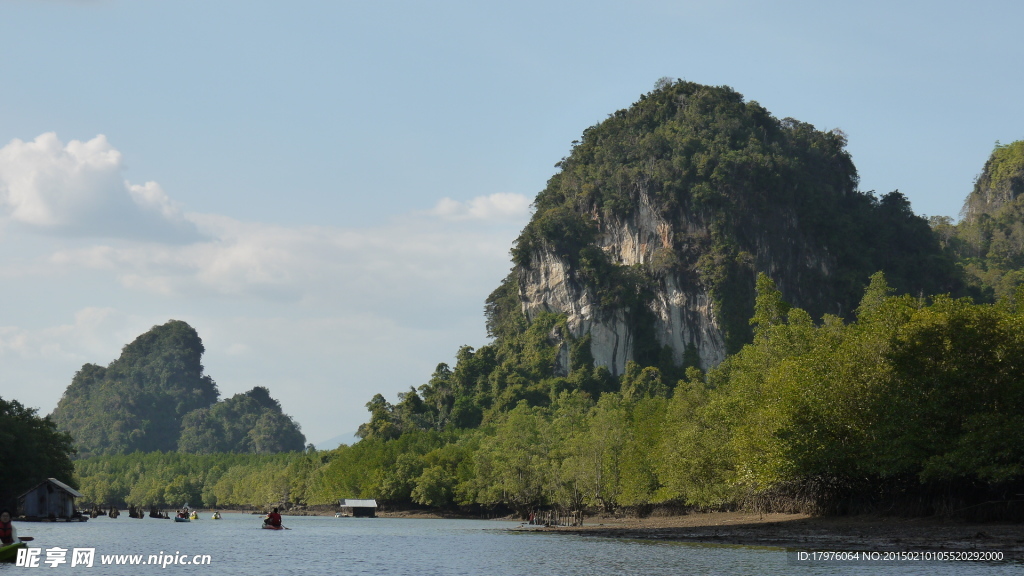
{"left": 51, "top": 320, "right": 305, "bottom": 457}
{"left": 358, "top": 80, "right": 967, "bottom": 439}
{"left": 932, "top": 140, "right": 1024, "bottom": 301}
{"left": 343, "top": 274, "right": 1024, "bottom": 519}
{"left": 503, "top": 80, "right": 963, "bottom": 375}
{"left": 178, "top": 386, "right": 307, "bottom": 453}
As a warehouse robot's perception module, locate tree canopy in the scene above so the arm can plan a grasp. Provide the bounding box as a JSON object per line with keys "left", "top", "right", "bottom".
{"left": 0, "top": 396, "right": 76, "bottom": 511}
{"left": 178, "top": 387, "right": 305, "bottom": 454}
{"left": 50, "top": 320, "right": 304, "bottom": 458}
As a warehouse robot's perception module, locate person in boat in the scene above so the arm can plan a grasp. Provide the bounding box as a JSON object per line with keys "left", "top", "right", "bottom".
{"left": 263, "top": 507, "right": 282, "bottom": 528}
{"left": 0, "top": 510, "right": 18, "bottom": 545}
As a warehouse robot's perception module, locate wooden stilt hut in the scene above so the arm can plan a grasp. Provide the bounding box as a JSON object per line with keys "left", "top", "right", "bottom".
{"left": 17, "top": 478, "right": 86, "bottom": 522}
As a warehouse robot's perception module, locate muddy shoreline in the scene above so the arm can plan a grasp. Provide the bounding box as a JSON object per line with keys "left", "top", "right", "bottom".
{"left": 277, "top": 507, "right": 1024, "bottom": 553}
{"left": 524, "top": 512, "right": 1024, "bottom": 553}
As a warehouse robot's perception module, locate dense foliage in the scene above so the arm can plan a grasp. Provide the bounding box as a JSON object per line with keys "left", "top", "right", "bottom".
{"left": 50, "top": 320, "right": 304, "bottom": 457}
{"left": 0, "top": 396, "right": 76, "bottom": 511}
{"left": 932, "top": 141, "right": 1024, "bottom": 302}
{"left": 73, "top": 276, "right": 1024, "bottom": 518}
{"left": 178, "top": 387, "right": 305, "bottom": 454}
{"left": 961, "top": 140, "right": 1024, "bottom": 222}
{"left": 74, "top": 451, "right": 318, "bottom": 509}
{"left": 355, "top": 311, "right": 618, "bottom": 440}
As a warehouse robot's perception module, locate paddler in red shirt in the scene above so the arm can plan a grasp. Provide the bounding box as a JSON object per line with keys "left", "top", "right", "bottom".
{"left": 264, "top": 507, "right": 282, "bottom": 528}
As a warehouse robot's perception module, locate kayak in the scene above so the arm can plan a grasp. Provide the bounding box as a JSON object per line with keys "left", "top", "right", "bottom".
{"left": 173, "top": 517, "right": 190, "bottom": 523}
{"left": 0, "top": 542, "right": 27, "bottom": 563}
{"left": 261, "top": 524, "right": 284, "bottom": 530}
{"left": 189, "top": 513, "right": 198, "bottom": 520}
{"left": 211, "top": 513, "right": 221, "bottom": 520}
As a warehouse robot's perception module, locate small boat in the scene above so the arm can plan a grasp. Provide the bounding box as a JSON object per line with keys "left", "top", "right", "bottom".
{"left": 189, "top": 512, "right": 198, "bottom": 520}
{"left": 173, "top": 516, "right": 190, "bottom": 523}
{"left": 0, "top": 542, "right": 27, "bottom": 563}
{"left": 261, "top": 524, "right": 284, "bottom": 530}
{"left": 211, "top": 512, "right": 222, "bottom": 520}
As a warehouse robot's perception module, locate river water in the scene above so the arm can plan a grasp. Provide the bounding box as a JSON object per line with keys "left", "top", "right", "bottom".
{"left": 1, "top": 513, "right": 1018, "bottom": 575}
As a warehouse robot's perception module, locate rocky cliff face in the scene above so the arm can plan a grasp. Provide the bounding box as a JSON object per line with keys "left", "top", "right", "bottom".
{"left": 519, "top": 190, "right": 726, "bottom": 375}
{"left": 516, "top": 188, "right": 842, "bottom": 375}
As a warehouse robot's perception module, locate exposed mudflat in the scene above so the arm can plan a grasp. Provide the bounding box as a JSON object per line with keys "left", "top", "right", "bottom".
{"left": 522, "top": 512, "right": 1024, "bottom": 553}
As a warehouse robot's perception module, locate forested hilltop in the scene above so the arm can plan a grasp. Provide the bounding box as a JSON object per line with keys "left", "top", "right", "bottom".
{"left": 933, "top": 140, "right": 1024, "bottom": 301}
{"left": 71, "top": 81, "right": 1024, "bottom": 519}
{"left": 509, "top": 79, "right": 963, "bottom": 374}
{"left": 52, "top": 320, "right": 305, "bottom": 458}
{"left": 359, "top": 80, "right": 975, "bottom": 438}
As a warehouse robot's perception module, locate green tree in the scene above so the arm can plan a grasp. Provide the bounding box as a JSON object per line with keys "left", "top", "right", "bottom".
{"left": 356, "top": 394, "right": 400, "bottom": 441}
{"left": 474, "top": 402, "right": 550, "bottom": 516}
{"left": 0, "top": 396, "right": 77, "bottom": 509}
{"left": 750, "top": 273, "right": 791, "bottom": 338}
{"left": 411, "top": 465, "right": 455, "bottom": 507}
{"left": 582, "top": 394, "right": 629, "bottom": 511}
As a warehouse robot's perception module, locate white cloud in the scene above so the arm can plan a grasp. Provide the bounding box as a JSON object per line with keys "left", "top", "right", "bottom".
{"left": 430, "top": 192, "right": 531, "bottom": 221}
{"left": 128, "top": 181, "right": 181, "bottom": 221}
{"left": 0, "top": 135, "right": 534, "bottom": 439}
{"left": 49, "top": 204, "right": 526, "bottom": 316}
{"left": 0, "top": 134, "right": 530, "bottom": 309}
{"left": 0, "top": 307, "right": 141, "bottom": 362}
{"left": 0, "top": 133, "right": 198, "bottom": 241}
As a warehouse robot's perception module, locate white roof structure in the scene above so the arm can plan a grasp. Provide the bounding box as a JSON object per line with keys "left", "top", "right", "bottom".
{"left": 340, "top": 499, "right": 378, "bottom": 508}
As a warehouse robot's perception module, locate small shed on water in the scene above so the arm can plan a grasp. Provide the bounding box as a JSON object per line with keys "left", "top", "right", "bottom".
{"left": 338, "top": 499, "right": 377, "bottom": 518}
{"left": 18, "top": 478, "right": 83, "bottom": 520}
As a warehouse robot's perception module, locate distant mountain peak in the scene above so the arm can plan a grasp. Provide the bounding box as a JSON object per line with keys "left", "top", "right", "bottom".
{"left": 51, "top": 320, "right": 304, "bottom": 457}
{"left": 962, "top": 140, "right": 1024, "bottom": 222}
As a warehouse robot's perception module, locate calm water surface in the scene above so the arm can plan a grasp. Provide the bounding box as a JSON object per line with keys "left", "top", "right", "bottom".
{"left": 1, "top": 513, "right": 1017, "bottom": 575}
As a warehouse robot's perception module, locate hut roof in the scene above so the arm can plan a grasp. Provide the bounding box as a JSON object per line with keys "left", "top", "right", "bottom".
{"left": 340, "top": 499, "right": 377, "bottom": 508}
{"left": 19, "top": 478, "right": 84, "bottom": 499}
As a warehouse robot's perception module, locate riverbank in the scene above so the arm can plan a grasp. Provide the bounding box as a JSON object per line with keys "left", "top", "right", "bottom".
{"left": 279, "top": 506, "right": 1024, "bottom": 553}
{"left": 531, "top": 512, "right": 1024, "bottom": 553}
{"left": 187, "top": 508, "right": 449, "bottom": 518}
{"left": 284, "top": 509, "right": 512, "bottom": 520}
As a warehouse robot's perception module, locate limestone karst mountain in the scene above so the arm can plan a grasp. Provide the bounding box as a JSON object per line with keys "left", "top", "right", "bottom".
{"left": 51, "top": 320, "right": 305, "bottom": 457}
{"left": 498, "top": 80, "right": 962, "bottom": 375}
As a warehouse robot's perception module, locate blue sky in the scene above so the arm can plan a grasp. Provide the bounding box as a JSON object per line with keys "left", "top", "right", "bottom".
{"left": 1, "top": 0, "right": 1022, "bottom": 446}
